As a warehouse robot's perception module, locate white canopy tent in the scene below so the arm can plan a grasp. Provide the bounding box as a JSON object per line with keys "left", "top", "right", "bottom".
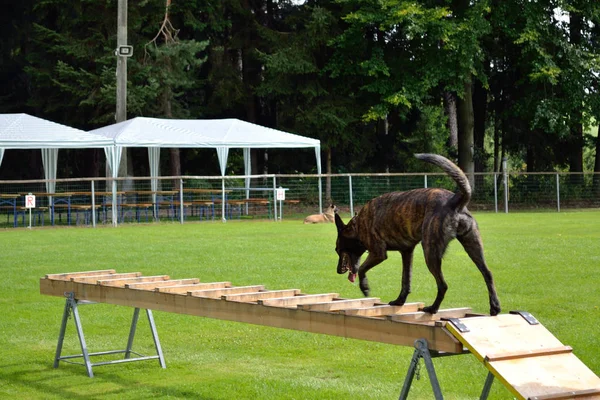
{"left": 0, "top": 113, "right": 114, "bottom": 197}
{"left": 88, "top": 117, "right": 322, "bottom": 223}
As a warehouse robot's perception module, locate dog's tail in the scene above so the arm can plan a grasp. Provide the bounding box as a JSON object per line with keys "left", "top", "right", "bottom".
{"left": 415, "top": 153, "right": 471, "bottom": 210}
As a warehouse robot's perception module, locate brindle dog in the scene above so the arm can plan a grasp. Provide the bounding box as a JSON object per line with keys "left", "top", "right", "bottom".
{"left": 334, "top": 153, "right": 501, "bottom": 315}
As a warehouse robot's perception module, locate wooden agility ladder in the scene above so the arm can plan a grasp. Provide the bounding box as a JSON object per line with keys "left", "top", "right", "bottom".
{"left": 40, "top": 270, "right": 600, "bottom": 399}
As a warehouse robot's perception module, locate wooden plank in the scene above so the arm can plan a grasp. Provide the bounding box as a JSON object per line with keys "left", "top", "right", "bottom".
{"left": 71, "top": 272, "right": 141, "bottom": 283}
{"left": 485, "top": 346, "right": 573, "bottom": 363}
{"left": 39, "top": 277, "right": 463, "bottom": 353}
{"left": 488, "top": 354, "right": 600, "bottom": 400}
{"left": 188, "top": 285, "right": 265, "bottom": 298}
{"left": 125, "top": 278, "right": 200, "bottom": 290}
{"left": 222, "top": 289, "right": 301, "bottom": 302}
{"left": 156, "top": 282, "right": 231, "bottom": 293}
{"left": 44, "top": 269, "right": 116, "bottom": 280}
{"left": 446, "top": 314, "right": 568, "bottom": 363}
{"left": 446, "top": 314, "right": 600, "bottom": 400}
{"left": 258, "top": 293, "right": 339, "bottom": 308}
{"left": 389, "top": 307, "right": 472, "bottom": 323}
{"left": 97, "top": 275, "right": 170, "bottom": 286}
{"left": 342, "top": 302, "right": 425, "bottom": 317}
{"left": 298, "top": 298, "right": 380, "bottom": 312}
{"left": 529, "top": 388, "right": 600, "bottom": 400}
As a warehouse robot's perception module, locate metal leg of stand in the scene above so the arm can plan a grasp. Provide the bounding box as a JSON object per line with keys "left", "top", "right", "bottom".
{"left": 53, "top": 295, "right": 72, "bottom": 369}
{"left": 53, "top": 292, "right": 165, "bottom": 377}
{"left": 71, "top": 298, "right": 94, "bottom": 377}
{"left": 54, "top": 294, "right": 94, "bottom": 377}
{"left": 146, "top": 309, "right": 166, "bottom": 368}
{"left": 480, "top": 372, "right": 495, "bottom": 400}
{"left": 399, "top": 339, "right": 443, "bottom": 400}
{"left": 125, "top": 308, "right": 141, "bottom": 359}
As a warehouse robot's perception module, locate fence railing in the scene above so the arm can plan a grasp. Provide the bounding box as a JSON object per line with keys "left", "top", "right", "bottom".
{"left": 1, "top": 171, "right": 599, "bottom": 227}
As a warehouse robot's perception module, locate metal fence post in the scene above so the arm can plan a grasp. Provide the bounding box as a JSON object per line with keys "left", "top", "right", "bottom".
{"left": 349, "top": 175, "right": 354, "bottom": 216}
{"left": 179, "top": 178, "right": 184, "bottom": 224}
{"left": 556, "top": 173, "right": 560, "bottom": 213}
{"left": 424, "top": 174, "right": 428, "bottom": 188}
{"left": 493, "top": 173, "right": 498, "bottom": 213}
{"left": 91, "top": 181, "right": 96, "bottom": 227}
{"left": 502, "top": 157, "right": 509, "bottom": 213}
{"left": 272, "top": 176, "right": 278, "bottom": 221}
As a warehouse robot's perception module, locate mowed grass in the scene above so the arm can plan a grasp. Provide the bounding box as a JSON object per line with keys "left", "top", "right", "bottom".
{"left": 0, "top": 211, "right": 599, "bottom": 400}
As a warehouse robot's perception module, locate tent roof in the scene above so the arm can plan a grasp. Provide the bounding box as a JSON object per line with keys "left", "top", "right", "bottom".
{"left": 88, "top": 117, "right": 320, "bottom": 149}
{"left": 0, "top": 113, "right": 113, "bottom": 149}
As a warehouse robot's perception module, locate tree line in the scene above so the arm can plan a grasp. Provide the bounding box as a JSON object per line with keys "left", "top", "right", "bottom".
{"left": 1, "top": 0, "right": 599, "bottom": 189}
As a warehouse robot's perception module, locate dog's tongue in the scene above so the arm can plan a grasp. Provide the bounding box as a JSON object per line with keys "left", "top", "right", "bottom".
{"left": 348, "top": 272, "right": 357, "bottom": 283}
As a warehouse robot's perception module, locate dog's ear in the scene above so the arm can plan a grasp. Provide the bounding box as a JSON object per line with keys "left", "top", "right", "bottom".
{"left": 334, "top": 213, "right": 345, "bottom": 232}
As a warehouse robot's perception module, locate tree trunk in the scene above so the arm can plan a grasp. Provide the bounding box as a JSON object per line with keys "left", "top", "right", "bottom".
{"left": 457, "top": 79, "right": 475, "bottom": 189}
{"left": 493, "top": 90, "right": 503, "bottom": 173}
{"left": 443, "top": 91, "right": 458, "bottom": 156}
{"left": 594, "top": 130, "right": 600, "bottom": 194}
{"left": 326, "top": 147, "right": 332, "bottom": 203}
{"left": 162, "top": 82, "right": 181, "bottom": 188}
{"left": 473, "top": 79, "right": 487, "bottom": 190}
{"left": 569, "top": 12, "right": 584, "bottom": 185}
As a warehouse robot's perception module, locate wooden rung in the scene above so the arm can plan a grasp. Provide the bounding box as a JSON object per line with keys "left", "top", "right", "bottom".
{"left": 44, "top": 270, "right": 117, "bottom": 280}
{"left": 71, "top": 272, "right": 142, "bottom": 283}
{"left": 222, "top": 289, "right": 301, "bottom": 302}
{"left": 125, "top": 278, "right": 200, "bottom": 289}
{"left": 188, "top": 285, "right": 265, "bottom": 298}
{"left": 97, "top": 275, "right": 170, "bottom": 286}
{"left": 485, "top": 346, "right": 573, "bottom": 363}
{"left": 528, "top": 388, "right": 600, "bottom": 400}
{"left": 156, "top": 282, "right": 231, "bottom": 293}
{"left": 342, "top": 302, "right": 425, "bottom": 317}
{"left": 258, "top": 293, "right": 339, "bottom": 308}
{"left": 389, "top": 307, "right": 472, "bottom": 322}
{"left": 298, "top": 298, "right": 381, "bottom": 312}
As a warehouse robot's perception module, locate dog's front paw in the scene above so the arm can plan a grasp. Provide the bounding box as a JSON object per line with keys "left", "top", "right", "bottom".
{"left": 421, "top": 305, "right": 439, "bottom": 314}
{"left": 388, "top": 299, "right": 405, "bottom": 306}
{"left": 490, "top": 304, "right": 501, "bottom": 316}
{"left": 359, "top": 279, "right": 370, "bottom": 297}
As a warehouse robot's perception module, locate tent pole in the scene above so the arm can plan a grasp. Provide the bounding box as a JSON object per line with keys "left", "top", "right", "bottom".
{"left": 221, "top": 178, "right": 226, "bottom": 223}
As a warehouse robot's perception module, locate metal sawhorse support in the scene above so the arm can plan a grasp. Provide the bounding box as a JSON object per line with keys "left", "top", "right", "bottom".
{"left": 399, "top": 338, "right": 495, "bottom": 400}
{"left": 53, "top": 291, "right": 166, "bottom": 377}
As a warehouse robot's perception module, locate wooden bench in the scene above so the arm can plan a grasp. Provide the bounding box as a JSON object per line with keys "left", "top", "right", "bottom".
{"left": 190, "top": 201, "right": 214, "bottom": 220}
{"left": 120, "top": 203, "right": 154, "bottom": 223}
{"left": 17, "top": 206, "right": 49, "bottom": 226}
{"left": 70, "top": 205, "right": 102, "bottom": 225}
{"left": 227, "top": 198, "right": 271, "bottom": 219}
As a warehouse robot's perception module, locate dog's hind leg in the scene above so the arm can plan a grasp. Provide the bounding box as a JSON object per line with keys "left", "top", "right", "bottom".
{"left": 420, "top": 241, "right": 448, "bottom": 314}
{"left": 457, "top": 231, "right": 501, "bottom": 316}
{"left": 389, "top": 248, "right": 415, "bottom": 306}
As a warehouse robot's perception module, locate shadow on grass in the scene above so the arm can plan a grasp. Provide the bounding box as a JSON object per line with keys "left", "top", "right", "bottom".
{"left": 0, "top": 362, "right": 218, "bottom": 400}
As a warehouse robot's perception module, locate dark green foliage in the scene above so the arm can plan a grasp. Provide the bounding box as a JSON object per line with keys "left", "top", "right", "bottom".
{"left": 0, "top": 0, "right": 599, "bottom": 178}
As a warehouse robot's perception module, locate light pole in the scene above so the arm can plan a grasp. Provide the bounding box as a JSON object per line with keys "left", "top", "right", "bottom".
{"left": 116, "top": 0, "right": 130, "bottom": 177}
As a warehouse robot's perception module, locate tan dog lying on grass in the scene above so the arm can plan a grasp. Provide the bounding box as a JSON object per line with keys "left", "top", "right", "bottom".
{"left": 304, "top": 204, "right": 338, "bottom": 224}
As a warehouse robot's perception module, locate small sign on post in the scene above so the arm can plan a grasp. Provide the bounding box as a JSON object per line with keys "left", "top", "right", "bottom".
{"left": 276, "top": 187, "right": 286, "bottom": 222}
{"left": 26, "top": 194, "right": 36, "bottom": 209}
{"left": 25, "top": 193, "right": 36, "bottom": 229}
{"left": 276, "top": 188, "right": 286, "bottom": 201}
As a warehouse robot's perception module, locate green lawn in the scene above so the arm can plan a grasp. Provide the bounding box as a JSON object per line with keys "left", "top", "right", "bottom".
{"left": 1, "top": 211, "right": 599, "bottom": 399}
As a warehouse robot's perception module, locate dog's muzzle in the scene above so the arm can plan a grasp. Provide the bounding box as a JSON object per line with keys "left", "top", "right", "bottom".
{"left": 338, "top": 254, "right": 357, "bottom": 283}
{"left": 337, "top": 254, "right": 350, "bottom": 274}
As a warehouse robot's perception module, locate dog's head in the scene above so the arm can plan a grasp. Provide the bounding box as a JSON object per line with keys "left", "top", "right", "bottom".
{"left": 325, "top": 204, "right": 338, "bottom": 215}
{"left": 334, "top": 213, "right": 365, "bottom": 283}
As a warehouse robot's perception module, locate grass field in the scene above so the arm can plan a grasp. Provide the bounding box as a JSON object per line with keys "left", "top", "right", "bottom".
{"left": 1, "top": 211, "right": 599, "bottom": 399}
